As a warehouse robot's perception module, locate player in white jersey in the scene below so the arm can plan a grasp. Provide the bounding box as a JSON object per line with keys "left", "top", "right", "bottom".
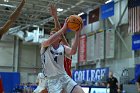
{"left": 41, "top": 12, "right": 84, "bottom": 93}
{"left": 33, "top": 73, "right": 47, "bottom": 93}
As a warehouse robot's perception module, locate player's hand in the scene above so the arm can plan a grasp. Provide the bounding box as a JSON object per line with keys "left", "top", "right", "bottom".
{"left": 76, "top": 23, "right": 83, "bottom": 33}
{"left": 48, "top": 3, "right": 57, "bottom": 18}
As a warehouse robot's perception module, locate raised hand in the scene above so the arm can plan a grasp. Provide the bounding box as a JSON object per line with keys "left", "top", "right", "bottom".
{"left": 48, "top": 3, "right": 57, "bottom": 18}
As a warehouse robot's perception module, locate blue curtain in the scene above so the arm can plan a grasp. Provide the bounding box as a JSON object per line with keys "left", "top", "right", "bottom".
{"left": 0, "top": 72, "right": 20, "bottom": 93}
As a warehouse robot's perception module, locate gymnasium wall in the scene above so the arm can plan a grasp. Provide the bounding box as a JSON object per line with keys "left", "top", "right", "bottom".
{"left": 0, "top": 40, "right": 42, "bottom": 83}
{"left": 19, "top": 44, "right": 41, "bottom": 83}
{"left": 0, "top": 41, "right": 14, "bottom": 72}
{"left": 105, "top": 58, "right": 135, "bottom": 82}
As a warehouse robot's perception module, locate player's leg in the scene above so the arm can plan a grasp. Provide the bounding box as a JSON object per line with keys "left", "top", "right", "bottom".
{"left": 71, "top": 85, "right": 84, "bottom": 93}
{"left": 64, "top": 75, "right": 84, "bottom": 93}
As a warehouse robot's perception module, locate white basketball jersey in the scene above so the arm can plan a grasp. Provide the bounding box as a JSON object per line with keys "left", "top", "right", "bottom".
{"left": 37, "top": 73, "right": 46, "bottom": 88}
{"left": 41, "top": 44, "right": 66, "bottom": 77}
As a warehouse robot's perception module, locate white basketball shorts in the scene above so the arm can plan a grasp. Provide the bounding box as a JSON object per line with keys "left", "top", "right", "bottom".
{"left": 46, "top": 74, "right": 77, "bottom": 93}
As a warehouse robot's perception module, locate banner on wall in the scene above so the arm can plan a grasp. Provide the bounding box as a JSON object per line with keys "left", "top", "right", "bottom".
{"left": 106, "top": 29, "right": 115, "bottom": 58}
{"left": 80, "top": 13, "right": 87, "bottom": 26}
{"left": 78, "top": 35, "right": 87, "bottom": 63}
{"left": 132, "top": 34, "right": 140, "bottom": 50}
{"left": 101, "top": 1, "right": 114, "bottom": 19}
{"left": 95, "top": 32, "right": 104, "bottom": 60}
{"left": 89, "top": 7, "right": 100, "bottom": 24}
{"left": 87, "top": 35, "right": 95, "bottom": 61}
{"left": 72, "top": 67, "right": 109, "bottom": 82}
{"left": 0, "top": 72, "right": 20, "bottom": 93}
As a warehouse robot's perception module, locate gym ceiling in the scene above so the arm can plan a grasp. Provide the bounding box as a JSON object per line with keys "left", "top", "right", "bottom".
{"left": 0, "top": 0, "right": 107, "bottom": 34}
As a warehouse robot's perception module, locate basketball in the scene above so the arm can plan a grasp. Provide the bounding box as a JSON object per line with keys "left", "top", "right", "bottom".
{"left": 67, "top": 15, "right": 83, "bottom": 31}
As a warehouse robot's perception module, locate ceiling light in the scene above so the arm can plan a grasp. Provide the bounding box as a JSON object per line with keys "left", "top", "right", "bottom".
{"left": 0, "top": 4, "right": 16, "bottom": 8}
{"left": 78, "top": 12, "right": 84, "bottom": 16}
{"left": 105, "top": 0, "right": 112, "bottom": 4}
{"left": 4, "top": 0, "right": 9, "bottom": 2}
{"left": 57, "top": 8, "right": 63, "bottom": 12}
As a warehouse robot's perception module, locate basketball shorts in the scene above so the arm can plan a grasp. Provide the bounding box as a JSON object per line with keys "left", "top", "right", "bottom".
{"left": 46, "top": 74, "right": 77, "bottom": 93}
{"left": 33, "top": 86, "right": 45, "bottom": 93}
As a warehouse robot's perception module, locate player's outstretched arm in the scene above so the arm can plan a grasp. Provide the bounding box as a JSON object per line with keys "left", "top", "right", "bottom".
{"left": 0, "top": 0, "right": 25, "bottom": 37}
{"left": 49, "top": 3, "right": 69, "bottom": 46}
{"left": 49, "top": 3, "right": 61, "bottom": 30}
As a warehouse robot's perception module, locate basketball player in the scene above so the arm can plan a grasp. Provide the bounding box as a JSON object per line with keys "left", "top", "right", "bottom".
{"left": 49, "top": 3, "right": 72, "bottom": 78}
{"left": 0, "top": 0, "right": 25, "bottom": 39}
{"left": 49, "top": 4, "right": 73, "bottom": 93}
{"left": 41, "top": 10, "right": 84, "bottom": 93}
{"left": 33, "top": 73, "right": 47, "bottom": 93}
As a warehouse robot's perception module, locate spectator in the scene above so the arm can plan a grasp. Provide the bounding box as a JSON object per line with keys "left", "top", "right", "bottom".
{"left": 107, "top": 71, "right": 120, "bottom": 93}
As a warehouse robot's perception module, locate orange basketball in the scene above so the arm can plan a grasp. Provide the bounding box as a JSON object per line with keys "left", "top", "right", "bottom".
{"left": 67, "top": 15, "right": 83, "bottom": 31}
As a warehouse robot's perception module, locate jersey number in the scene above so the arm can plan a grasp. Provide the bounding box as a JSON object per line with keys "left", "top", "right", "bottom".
{"left": 54, "top": 56, "right": 58, "bottom": 63}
